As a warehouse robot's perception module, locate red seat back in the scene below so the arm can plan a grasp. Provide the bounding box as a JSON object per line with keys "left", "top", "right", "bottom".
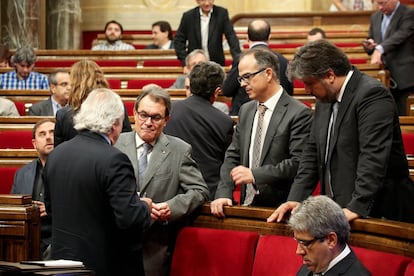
{"left": 127, "top": 79, "right": 175, "bottom": 89}
{"left": 142, "top": 60, "right": 182, "bottom": 67}
{"left": 170, "top": 227, "right": 259, "bottom": 276}
{"left": 0, "top": 167, "right": 19, "bottom": 194}
{"left": 0, "top": 131, "right": 33, "bottom": 149}
{"left": 252, "top": 235, "right": 302, "bottom": 276}
{"left": 95, "top": 60, "right": 137, "bottom": 67}
{"left": 405, "top": 261, "right": 414, "bottom": 276}
{"left": 352, "top": 246, "right": 411, "bottom": 275}
{"left": 124, "top": 101, "right": 135, "bottom": 116}
{"left": 402, "top": 132, "right": 414, "bottom": 156}
{"left": 107, "top": 79, "right": 122, "bottom": 89}
{"left": 13, "top": 101, "right": 26, "bottom": 115}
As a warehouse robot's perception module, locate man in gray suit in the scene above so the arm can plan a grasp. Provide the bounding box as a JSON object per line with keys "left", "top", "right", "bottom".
{"left": 11, "top": 118, "right": 55, "bottom": 258}
{"left": 29, "top": 69, "right": 71, "bottom": 116}
{"left": 211, "top": 47, "right": 313, "bottom": 217}
{"left": 363, "top": 0, "right": 414, "bottom": 115}
{"left": 115, "top": 85, "right": 209, "bottom": 276}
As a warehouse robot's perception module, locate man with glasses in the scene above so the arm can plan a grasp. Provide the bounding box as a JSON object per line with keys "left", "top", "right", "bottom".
{"left": 115, "top": 84, "right": 209, "bottom": 276}
{"left": 210, "top": 47, "right": 312, "bottom": 216}
{"left": 363, "top": 0, "right": 414, "bottom": 115}
{"left": 289, "top": 196, "right": 370, "bottom": 275}
{"left": 29, "top": 69, "right": 71, "bottom": 116}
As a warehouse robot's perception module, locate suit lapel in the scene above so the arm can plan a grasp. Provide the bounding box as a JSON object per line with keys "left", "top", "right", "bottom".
{"left": 318, "top": 102, "right": 332, "bottom": 165}
{"left": 141, "top": 133, "right": 170, "bottom": 191}
{"left": 208, "top": 8, "right": 217, "bottom": 42}
{"left": 121, "top": 132, "right": 139, "bottom": 179}
{"left": 385, "top": 5, "right": 403, "bottom": 39}
{"left": 193, "top": 8, "right": 202, "bottom": 46}
{"left": 242, "top": 103, "right": 256, "bottom": 165}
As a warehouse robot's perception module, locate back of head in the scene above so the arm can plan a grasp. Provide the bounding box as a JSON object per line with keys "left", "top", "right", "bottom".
{"left": 69, "top": 59, "right": 109, "bottom": 111}
{"left": 247, "top": 19, "right": 271, "bottom": 42}
{"left": 152, "top": 21, "right": 173, "bottom": 40}
{"left": 11, "top": 46, "right": 36, "bottom": 65}
{"left": 74, "top": 88, "right": 124, "bottom": 134}
{"left": 288, "top": 195, "right": 350, "bottom": 246}
{"left": 308, "top": 28, "right": 326, "bottom": 39}
{"left": 189, "top": 61, "right": 225, "bottom": 100}
{"left": 135, "top": 84, "right": 171, "bottom": 117}
{"left": 288, "top": 40, "right": 351, "bottom": 82}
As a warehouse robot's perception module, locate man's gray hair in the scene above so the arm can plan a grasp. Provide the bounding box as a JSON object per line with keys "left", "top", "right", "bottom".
{"left": 11, "top": 46, "right": 36, "bottom": 65}
{"left": 74, "top": 88, "right": 124, "bottom": 134}
{"left": 288, "top": 195, "right": 350, "bottom": 245}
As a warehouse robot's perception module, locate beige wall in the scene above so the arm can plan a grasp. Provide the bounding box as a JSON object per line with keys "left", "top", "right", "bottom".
{"left": 81, "top": 0, "right": 326, "bottom": 31}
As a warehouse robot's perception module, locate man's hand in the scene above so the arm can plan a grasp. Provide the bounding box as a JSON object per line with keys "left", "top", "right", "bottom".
{"left": 210, "top": 198, "right": 233, "bottom": 218}
{"left": 267, "top": 201, "right": 300, "bottom": 223}
{"left": 343, "top": 208, "right": 360, "bottom": 221}
{"left": 151, "top": 202, "right": 171, "bottom": 221}
{"left": 140, "top": 197, "right": 153, "bottom": 211}
{"left": 33, "top": 200, "right": 47, "bottom": 217}
{"left": 370, "top": 49, "right": 383, "bottom": 65}
{"left": 230, "top": 165, "right": 254, "bottom": 186}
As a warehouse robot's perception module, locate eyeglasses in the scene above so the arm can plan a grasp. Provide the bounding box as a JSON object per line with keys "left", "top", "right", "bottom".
{"left": 137, "top": 111, "right": 165, "bottom": 123}
{"left": 237, "top": 68, "right": 266, "bottom": 84}
{"left": 294, "top": 236, "right": 324, "bottom": 249}
{"left": 56, "top": 82, "right": 69, "bottom": 87}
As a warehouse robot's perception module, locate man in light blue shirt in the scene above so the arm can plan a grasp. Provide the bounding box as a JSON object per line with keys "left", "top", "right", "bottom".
{"left": 0, "top": 46, "right": 49, "bottom": 90}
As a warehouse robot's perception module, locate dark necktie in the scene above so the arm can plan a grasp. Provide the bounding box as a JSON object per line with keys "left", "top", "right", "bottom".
{"left": 324, "top": 102, "right": 339, "bottom": 198}
{"left": 138, "top": 143, "right": 152, "bottom": 188}
{"left": 244, "top": 103, "right": 267, "bottom": 206}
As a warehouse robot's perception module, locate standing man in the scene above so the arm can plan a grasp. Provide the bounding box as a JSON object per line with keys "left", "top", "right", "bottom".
{"left": 29, "top": 69, "right": 71, "bottom": 116}
{"left": 145, "top": 21, "right": 175, "bottom": 49}
{"left": 222, "top": 19, "right": 293, "bottom": 115}
{"left": 210, "top": 47, "right": 312, "bottom": 216}
{"left": 91, "top": 20, "right": 135, "bottom": 51}
{"left": 115, "top": 85, "right": 209, "bottom": 276}
{"left": 268, "top": 40, "right": 414, "bottom": 224}
{"left": 11, "top": 118, "right": 55, "bottom": 259}
{"left": 44, "top": 88, "right": 151, "bottom": 276}
{"left": 164, "top": 61, "right": 234, "bottom": 198}
{"left": 174, "top": 0, "right": 241, "bottom": 66}
{"left": 289, "top": 196, "right": 370, "bottom": 275}
{"left": 363, "top": 0, "right": 414, "bottom": 115}
{"left": 0, "top": 46, "right": 49, "bottom": 90}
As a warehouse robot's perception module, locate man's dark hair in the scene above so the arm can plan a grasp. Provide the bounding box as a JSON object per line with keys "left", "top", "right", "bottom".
{"left": 104, "top": 20, "right": 124, "bottom": 33}
{"left": 32, "top": 118, "right": 56, "bottom": 139}
{"left": 308, "top": 27, "right": 327, "bottom": 39}
{"left": 47, "top": 68, "right": 68, "bottom": 86}
{"left": 189, "top": 61, "right": 225, "bottom": 100}
{"left": 152, "top": 21, "right": 173, "bottom": 40}
{"left": 247, "top": 20, "right": 271, "bottom": 42}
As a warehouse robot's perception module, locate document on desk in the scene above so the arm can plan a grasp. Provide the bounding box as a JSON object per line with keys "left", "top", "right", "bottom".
{"left": 20, "top": 259, "right": 84, "bottom": 267}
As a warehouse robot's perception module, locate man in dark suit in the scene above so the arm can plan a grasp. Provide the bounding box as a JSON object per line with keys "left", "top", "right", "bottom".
{"left": 363, "top": 0, "right": 414, "bottom": 115}
{"left": 222, "top": 19, "right": 293, "bottom": 115}
{"left": 290, "top": 196, "right": 370, "bottom": 276}
{"left": 164, "top": 61, "right": 234, "bottom": 199}
{"left": 174, "top": 0, "right": 240, "bottom": 66}
{"left": 115, "top": 85, "right": 210, "bottom": 276}
{"left": 28, "top": 69, "right": 70, "bottom": 116}
{"left": 210, "top": 47, "right": 312, "bottom": 216}
{"left": 11, "top": 118, "right": 55, "bottom": 259}
{"left": 44, "top": 88, "right": 151, "bottom": 276}
{"left": 268, "top": 40, "right": 414, "bottom": 224}
{"left": 145, "top": 21, "right": 175, "bottom": 50}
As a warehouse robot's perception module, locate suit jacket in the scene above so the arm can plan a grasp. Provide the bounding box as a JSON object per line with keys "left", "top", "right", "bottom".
{"left": 28, "top": 98, "right": 54, "bottom": 116}
{"left": 54, "top": 105, "right": 131, "bottom": 147}
{"left": 366, "top": 4, "right": 414, "bottom": 90}
{"left": 115, "top": 132, "right": 209, "bottom": 276}
{"left": 11, "top": 159, "right": 52, "bottom": 254}
{"left": 174, "top": 5, "right": 241, "bottom": 66}
{"left": 222, "top": 43, "right": 293, "bottom": 115}
{"left": 215, "top": 91, "right": 313, "bottom": 207}
{"left": 44, "top": 131, "right": 151, "bottom": 276}
{"left": 296, "top": 250, "right": 371, "bottom": 276}
{"left": 164, "top": 95, "right": 234, "bottom": 199}
{"left": 288, "top": 68, "right": 414, "bottom": 223}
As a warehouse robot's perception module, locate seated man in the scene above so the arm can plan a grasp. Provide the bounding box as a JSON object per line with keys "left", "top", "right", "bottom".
{"left": 91, "top": 20, "right": 135, "bottom": 50}
{"left": 0, "top": 97, "right": 19, "bottom": 116}
{"left": 169, "top": 49, "right": 207, "bottom": 89}
{"left": 145, "top": 21, "right": 174, "bottom": 49}
{"left": 0, "top": 46, "right": 49, "bottom": 90}
{"left": 289, "top": 195, "right": 370, "bottom": 275}
{"left": 11, "top": 118, "right": 55, "bottom": 259}
{"left": 29, "top": 69, "right": 71, "bottom": 116}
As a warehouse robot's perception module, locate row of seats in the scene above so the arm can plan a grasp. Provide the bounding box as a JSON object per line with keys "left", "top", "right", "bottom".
{"left": 170, "top": 227, "right": 414, "bottom": 276}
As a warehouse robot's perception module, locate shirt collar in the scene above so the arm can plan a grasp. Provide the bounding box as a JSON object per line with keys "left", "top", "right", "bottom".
{"left": 322, "top": 244, "right": 351, "bottom": 274}
{"left": 199, "top": 7, "right": 213, "bottom": 17}
{"left": 249, "top": 42, "right": 268, "bottom": 49}
{"left": 259, "top": 86, "right": 283, "bottom": 113}
{"left": 337, "top": 70, "right": 354, "bottom": 103}
{"left": 160, "top": 40, "right": 172, "bottom": 50}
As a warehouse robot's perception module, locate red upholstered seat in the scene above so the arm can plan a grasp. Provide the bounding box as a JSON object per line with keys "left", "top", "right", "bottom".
{"left": 405, "top": 262, "right": 414, "bottom": 276}
{"left": 268, "top": 43, "right": 303, "bottom": 49}
{"left": 352, "top": 246, "right": 411, "bottom": 276}
{"left": 13, "top": 101, "right": 26, "bottom": 116}
{"left": 107, "top": 79, "right": 122, "bottom": 89}
{"left": 35, "top": 60, "right": 77, "bottom": 67}
{"left": 349, "top": 58, "right": 368, "bottom": 64}
{"left": 170, "top": 227, "right": 259, "bottom": 276}
{"left": 95, "top": 60, "right": 137, "bottom": 67}
{"left": 402, "top": 132, "right": 414, "bottom": 156}
{"left": 252, "top": 235, "right": 302, "bottom": 276}
{"left": 133, "top": 44, "right": 147, "bottom": 49}
{"left": 0, "top": 167, "right": 19, "bottom": 194}
{"left": 124, "top": 101, "right": 135, "bottom": 116}
{"left": 334, "top": 42, "right": 362, "bottom": 48}
{"left": 294, "top": 79, "right": 305, "bottom": 88}
{"left": 142, "top": 60, "right": 182, "bottom": 67}
{"left": 127, "top": 79, "right": 175, "bottom": 89}
{"left": 0, "top": 131, "right": 33, "bottom": 149}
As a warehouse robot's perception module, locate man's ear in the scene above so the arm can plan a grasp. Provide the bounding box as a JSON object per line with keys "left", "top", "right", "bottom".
{"left": 210, "top": 87, "right": 220, "bottom": 103}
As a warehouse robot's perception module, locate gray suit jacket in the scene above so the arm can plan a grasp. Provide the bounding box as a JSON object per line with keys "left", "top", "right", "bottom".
{"left": 11, "top": 159, "right": 37, "bottom": 195}
{"left": 28, "top": 98, "right": 54, "bottom": 116}
{"left": 366, "top": 3, "right": 414, "bottom": 90}
{"left": 115, "top": 132, "right": 209, "bottom": 276}
{"left": 215, "top": 91, "right": 313, "bottom": 207}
